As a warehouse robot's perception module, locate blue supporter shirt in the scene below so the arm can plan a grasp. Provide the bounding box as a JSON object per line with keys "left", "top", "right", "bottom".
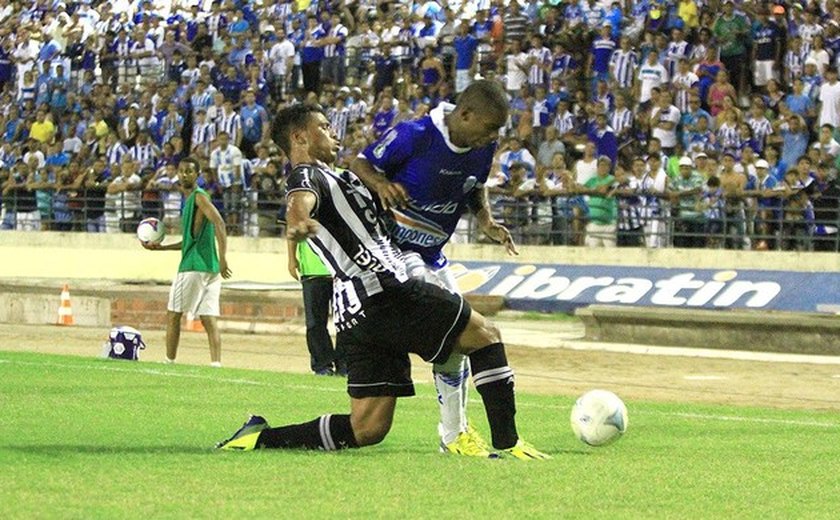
{"left": 591, "top": 37, "right": 616, "bottom": 75}
{"left": 453, "top": 34, "right": 478, "bottom": 70}
{"left": 301, "top": 26, "right": 326, "bottom": 63}
{"left": 240, "top": 103, "right": 267, "bottom": 143}
{"left": 361, "top": 103, "right": 496, "bottom": 267}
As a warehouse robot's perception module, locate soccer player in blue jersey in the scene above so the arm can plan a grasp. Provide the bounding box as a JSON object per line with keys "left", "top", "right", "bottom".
{"left": 350, "top": 80, "right": 516, "bottom": 458}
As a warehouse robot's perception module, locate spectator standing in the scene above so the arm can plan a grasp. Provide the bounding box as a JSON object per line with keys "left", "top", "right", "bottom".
{"left": 288, "top": 239, "right": 344, "bottom": 376}
{"left": 583, "top": 156, "right": 617, "bottom": 247}
{"left": 751, "top": 8, "right": 783, "bottom": 90}
{"left": 321, "top": 13, "right": 348, "bottom": 87}
{"left": 239, "top": 90, "right": 269, "bottom": 158}
{"left": 452, "top": 23, "right": 478, "bottom": 94}
{"left": 650, "top": 91, "right": 681, "bottom": 156}
{"left": 713, "top": 1, "right": 750, "bottom": 99}
{"left": 670, "top": 156, "right": 706, "bottom": 248}
{"left": 300, "top": 16, "right": 326, "bottom": 95}
{"left": 636, "top": 51, "right": 669, "bottom": 106}
{"left": 209, "top": 132, "right": 245, "bottom": 235}
{"left": 503, "top": 2, "right": 529, "bottom": 46}
{"left": 818, "top": 67, "right": 840, "bottom": 129}
{"left": 105, "top": 159, "right": 142, "bottom": 234}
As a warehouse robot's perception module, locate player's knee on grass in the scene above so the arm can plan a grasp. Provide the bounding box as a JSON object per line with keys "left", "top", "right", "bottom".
{"left": 350, "top": 397, "right": 396, "bottom": 446}
{"left": 453, "top": 311, "right": 501, "bottom": 355}
{"left": 350, "top": 417, "right": 391, "bottom": 446}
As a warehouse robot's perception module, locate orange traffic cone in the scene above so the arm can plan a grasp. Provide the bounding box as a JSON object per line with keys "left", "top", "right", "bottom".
{"left": 184, "top": 312, "right": 205, "bottom": 332}
{"left": 57, "top": 284, "right": 74, "bottom": 326}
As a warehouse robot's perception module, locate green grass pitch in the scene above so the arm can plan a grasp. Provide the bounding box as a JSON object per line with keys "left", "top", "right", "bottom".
{"left": 1, "top": 351, "right": 839, "bottom": 518}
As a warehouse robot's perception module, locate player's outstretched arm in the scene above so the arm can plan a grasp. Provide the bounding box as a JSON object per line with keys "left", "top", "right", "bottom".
{"left": 195, "top": 192, "right": 232, "bottom": 279}
{"left": 349, "top": 156, "right": 409, "bottom": 210}
{"left": 467, "top": 185, "right": 519, "bottom": 256}
{"left": 286, "top": 191, "right": 320, "bottom": 242}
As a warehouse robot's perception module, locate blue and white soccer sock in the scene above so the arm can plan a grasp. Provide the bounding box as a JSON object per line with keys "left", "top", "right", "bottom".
{"left": 433, "top": 353, "right": 470, "bottom": 445}
{"left": 256, "top": 414, "right": 359, "bottom": 450}
{"left": 469, "top": 343, "right": 518, "bottom": 450}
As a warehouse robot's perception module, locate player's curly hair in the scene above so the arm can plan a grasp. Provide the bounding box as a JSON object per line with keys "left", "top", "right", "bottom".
{"left": 273, "top": 103, "right": 326, "bottom": 157}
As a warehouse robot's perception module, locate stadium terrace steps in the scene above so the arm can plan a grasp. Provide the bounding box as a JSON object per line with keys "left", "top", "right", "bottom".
{"left": 577, "top": 305, "right": 840, "bottom": 355}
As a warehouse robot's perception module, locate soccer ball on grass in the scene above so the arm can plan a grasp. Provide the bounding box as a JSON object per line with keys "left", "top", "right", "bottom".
{"left": 570, "top": 389, "right": 628, "bottom": 446}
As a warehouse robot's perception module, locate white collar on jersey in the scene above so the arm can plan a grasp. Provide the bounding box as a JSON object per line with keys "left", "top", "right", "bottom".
{"left": 430, "top": 102, "right": 470, "bottom": 154}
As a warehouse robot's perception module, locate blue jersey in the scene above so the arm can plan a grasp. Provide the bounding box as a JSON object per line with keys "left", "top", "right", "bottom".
{"left": 240, "top": 103, "right": 267, "bottom": 143}
{"left": 361, "top": 103, "right": 495, "bottom": 267}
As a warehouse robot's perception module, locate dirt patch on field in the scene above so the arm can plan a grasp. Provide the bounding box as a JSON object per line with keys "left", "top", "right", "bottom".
{"left": 1, "top": 322, "right": 839, "bottom": 411}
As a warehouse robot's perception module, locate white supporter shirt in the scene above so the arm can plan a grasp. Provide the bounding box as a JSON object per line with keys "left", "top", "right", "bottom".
{"left": 505, "top": 52, "right": 528, "bottom": 91}
{"left": 637, "top": 62, "right": 669, "bottom": 103}
{"left": 269, "top": 39, "right": 295, "bottom": 77}
{"left": 209, "top": 145, "right": 244, "bottom": 188}
{"left": 818, "top": 81, "right": 840, "bottom": 128}
{"left": 106, "top": 173, "right": 142, "bottom": 216}
{"left": 651, "top": 105, "right": 681, "bottom": 148}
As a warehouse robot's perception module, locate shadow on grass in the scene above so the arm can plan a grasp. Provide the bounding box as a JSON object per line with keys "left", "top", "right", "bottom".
{"left": 2, "top": 444, "right": 214, "bottom": 456}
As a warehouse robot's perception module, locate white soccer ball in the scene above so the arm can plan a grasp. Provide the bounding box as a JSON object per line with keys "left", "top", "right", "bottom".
{"left": 137, "top": 217, "right": 165, "bottom": 245}
{"left": 570, "top": 389, "right": 628, "bottom": 447}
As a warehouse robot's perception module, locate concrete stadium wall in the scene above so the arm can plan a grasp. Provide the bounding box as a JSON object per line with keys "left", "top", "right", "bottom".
{"left": 1, "top": 231, "right": 838, "bottom": 283}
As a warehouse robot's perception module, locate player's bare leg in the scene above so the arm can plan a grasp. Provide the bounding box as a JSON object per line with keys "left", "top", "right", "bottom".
{"left": 165, "top": 311, "right": 182, "bottom": 363}
{"left": 454, "top": 311, "right": 550, "bottom": 460}
{"left": 200, "top": 315, "right": 222, "bottom": 366}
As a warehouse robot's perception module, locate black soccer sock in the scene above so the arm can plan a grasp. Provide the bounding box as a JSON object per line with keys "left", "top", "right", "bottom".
{"left": 469, "top": 343, "right": 519, "bottom": 450}
{"left": 256, "top": 414, "right": 359, "bottom": 450}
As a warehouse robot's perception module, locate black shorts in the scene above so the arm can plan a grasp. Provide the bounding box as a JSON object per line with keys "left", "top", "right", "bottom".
{"left": 338, "top": 278, "right": 472, "bottom": 399}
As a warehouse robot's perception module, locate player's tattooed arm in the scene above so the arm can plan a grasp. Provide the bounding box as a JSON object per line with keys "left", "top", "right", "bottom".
{"left": 350, "top": 156, "right": 409, "bottom": 210}
{"left": 468, "top": 186, "right": 519, "bottom": 256}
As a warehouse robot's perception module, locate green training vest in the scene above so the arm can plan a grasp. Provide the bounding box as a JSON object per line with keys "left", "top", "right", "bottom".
{"left": 178, "top": 188, "right": 220, "bottom": 274}
{"left": 296, "top": 241, "right": 330, "bottom": 277}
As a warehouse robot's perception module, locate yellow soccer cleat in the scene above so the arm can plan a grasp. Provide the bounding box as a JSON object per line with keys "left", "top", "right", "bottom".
{"left": 465, "top": 422, "right": 492, "bottom": 453}
{"left": 501, "top": 439, "right": 552, "bottom": 460}
{"left": 440, "top": 431, "right": 499, "bottom": 458}
{"left": 216, "top": 415, "right": 268, "bottom": 451}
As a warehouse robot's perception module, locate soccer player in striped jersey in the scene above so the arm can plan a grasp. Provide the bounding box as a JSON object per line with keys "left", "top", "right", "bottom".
{"left": 216, "top": 103, "right": 549, "bottom": 460}
{"left": 350, "top": 80, "right": 521, "bottom": 458}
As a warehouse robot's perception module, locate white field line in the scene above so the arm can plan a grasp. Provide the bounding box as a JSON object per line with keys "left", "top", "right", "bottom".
{"left": 0, "top": 359, "right": 345, "bottom": 393}
{"left": 508, "top": 400, "right": 840, "bottom": 429}
{"left": 3, "top": 358, "right": 839, "bottom": 429}
{"left": 558, "top": 341, "right": 840, "bottom": 366}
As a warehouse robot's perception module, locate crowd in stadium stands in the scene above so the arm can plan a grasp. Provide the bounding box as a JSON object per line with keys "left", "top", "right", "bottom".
{"left": 0, "top": 0, "right": 839, "bottom": 250}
